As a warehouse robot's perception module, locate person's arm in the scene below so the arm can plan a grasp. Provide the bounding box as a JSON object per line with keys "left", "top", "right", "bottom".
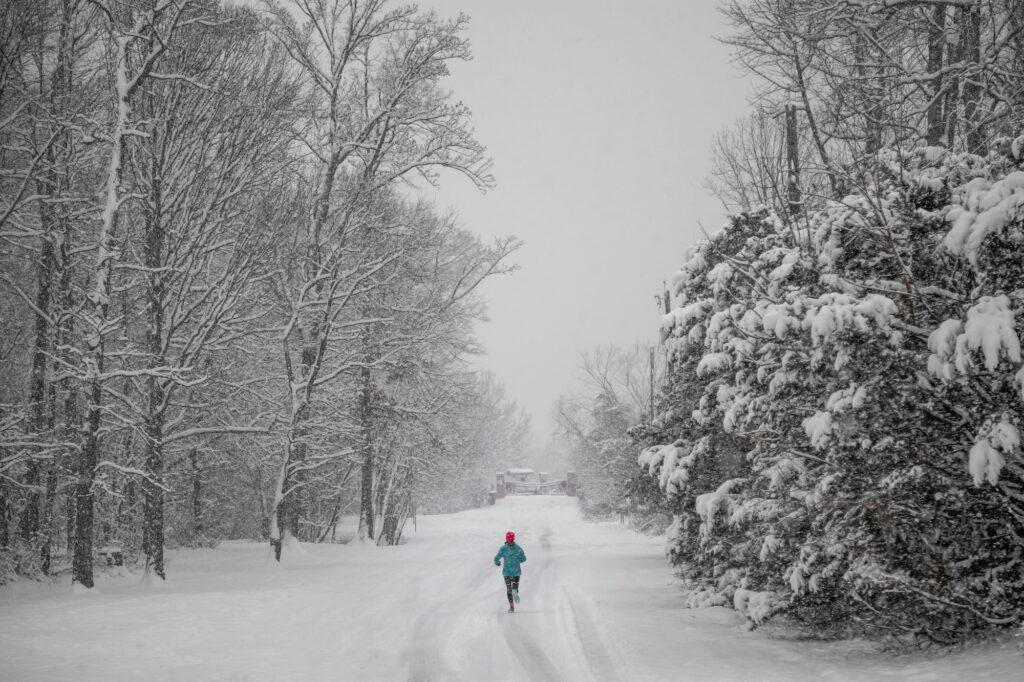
{"left": 518, "top": 546, "right": 526, "bottom": 563}
{"left": 494, "top": 546, "right": 503, "bottom": 565}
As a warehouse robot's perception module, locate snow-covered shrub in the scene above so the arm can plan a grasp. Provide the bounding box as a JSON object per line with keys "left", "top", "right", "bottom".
{"left": 644, "top": 140, "right": 1024, "bottom": 642}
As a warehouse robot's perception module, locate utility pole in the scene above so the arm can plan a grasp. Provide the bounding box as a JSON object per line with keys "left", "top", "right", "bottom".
{"left": 649, "top": 345, "right": 656, "bottom": 423}
{"left": 658, "top": 280, "right": 675, "bottom": 375}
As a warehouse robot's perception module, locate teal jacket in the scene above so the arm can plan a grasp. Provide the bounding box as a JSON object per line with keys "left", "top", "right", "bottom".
{"left": 494, "top": 542, "right": 526, "bottom": 577}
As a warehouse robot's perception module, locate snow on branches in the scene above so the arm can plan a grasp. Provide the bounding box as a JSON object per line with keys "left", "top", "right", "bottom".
{"left": 928, "top": 296, "right": 1021, "bottom": 377}
{"left": 968, "top": 415, "right": 1020, "bottom": 487}
{"left": 642, "top": 137, "right": 1024, "bottom": 639}
{"left": 944, "top": 172, "right": 1024, "bottom": 265}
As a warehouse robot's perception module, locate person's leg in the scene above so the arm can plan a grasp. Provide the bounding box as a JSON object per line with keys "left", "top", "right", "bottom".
{"left": 511, "top": 575, "right": 520, "bottom": 599}
{"left": 504, "top": 575, "right": 514, "bottom": 610}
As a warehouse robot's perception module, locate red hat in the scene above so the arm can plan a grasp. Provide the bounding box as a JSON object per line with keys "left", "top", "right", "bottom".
{"left": 505, "top": 531, "right": 515, "bottom": 543}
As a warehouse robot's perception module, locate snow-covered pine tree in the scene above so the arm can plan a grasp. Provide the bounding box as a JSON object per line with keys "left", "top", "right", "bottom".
{"left": 646, "top": 136, "right": 1024, "bottom": 642}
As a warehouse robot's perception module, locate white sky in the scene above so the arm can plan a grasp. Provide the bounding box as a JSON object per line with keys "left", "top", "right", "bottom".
{"left": 421, "top": 1, "right": 751, "bottom": 438}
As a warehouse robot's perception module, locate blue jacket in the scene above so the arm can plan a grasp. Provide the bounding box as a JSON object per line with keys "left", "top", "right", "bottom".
{"left": 494, "top": 542, "right": 526, "bottom": 577}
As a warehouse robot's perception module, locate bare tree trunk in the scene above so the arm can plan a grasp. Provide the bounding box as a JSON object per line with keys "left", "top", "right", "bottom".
{"left": 269, "top": 454, "right": 287, "bottom": 560}
{"left": 56, "top": 165, "right": 79, "bottom": 564}
{"left": 960, "top": 3, "right": 985, "bottom": 154}
{"left": 270, "top": 391, "right": 309, "bottom": 558}
{"left": 378, "top": 467, "right": 413, "bottom": 546}
{"left": 64, "top": 486, "right": 74, "bottom": 557}
{"left": 785, "top": 45, "right": 835, "bottom": 199}
{"left": 19, "top": 233, "right": 52, "bottom": 546}
{"left": 189, "top": 448, "right": 203, "bottom": 538}
{"left": 0, "top": 488, "right": 10, "bottom": 550}
{"left": 358, "top": 365, "right": 375, "bottom": 542}
{"left": 853, "top": 31, "right": 884, "bottom": 157}
{"left": 785, "top": 102, "right": 802, "bottom": 218}
{"left": 944, "top": 7, "right": 965, "bottom": 148}
{"left": 21, "top": 0, "right": 80, "bottom": 569}
{"left": 374, "top": 447, "right": 401, "bottom": 545}
{"left": 141, "top": 399, "right": 165, "bottom": 578}
{"left": 141, "top": 127, "right": 166, "bottom": 579}
{"left": 73, "top": 378, "right": 102, "bottom": 588}
{"left": 286, "top": 438, "right": 306, "bottom": 540}
{"left": 39, "top": 457, "right": 59, "bottom": 574}
{"left": 925, "top": 4, "right": 947, "bottom": 145}
{"left": 22, "top": 206, "right": 55, "bottom": 551}
{"left": 74, "top": 11, "right": 137, "bottom": 589}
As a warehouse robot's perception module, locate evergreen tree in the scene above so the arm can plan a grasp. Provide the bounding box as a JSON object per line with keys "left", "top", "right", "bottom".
{"left": 645, "top": 137, "right": 1024, "bottom": 642}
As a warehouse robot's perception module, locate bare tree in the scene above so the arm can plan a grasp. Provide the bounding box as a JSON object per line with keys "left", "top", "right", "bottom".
{"left": 71, "top": 0, "right": 198, "bottom": 589}
{"left": 122, "top": 5, "right": 299, "bottom": 579}
{"left": 721, "top": 0, "right": 1024, "bottom": 174}
{"left": 261, "top": 0, "right": 494, "bottom": 559}
{"left": 555, "top": 344, "right": 665, "bottom": 514}
{"left": 704, "top": 110, "right": 788, "bottom": 214}
{"left": 0, "top": 0, "right": 517, "bottom": 584}
{"left": 351, "top": 203, "right": 519, "bottom": 543}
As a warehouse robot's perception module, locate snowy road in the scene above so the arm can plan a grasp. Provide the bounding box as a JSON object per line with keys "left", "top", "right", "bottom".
{"left": 1, "top": 495, "right": 1018, "bottom": 681}
{"left": 401, "top": 501, "right": 625, "bottom": 681}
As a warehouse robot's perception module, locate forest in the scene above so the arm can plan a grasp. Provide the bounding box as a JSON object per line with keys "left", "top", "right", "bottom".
{"left": 0, "top": 0, "right": 529, "bottom": 588}
{"left": 4, "top": 0, "right": 1024, "bottom": 654}
{"left": 556, "top": 0, "right": 1024, "bottom": 644}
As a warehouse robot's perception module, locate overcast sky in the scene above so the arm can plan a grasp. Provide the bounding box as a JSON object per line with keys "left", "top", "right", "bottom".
{"left": 419, "top": 1, "right": 751, "bottom": 440}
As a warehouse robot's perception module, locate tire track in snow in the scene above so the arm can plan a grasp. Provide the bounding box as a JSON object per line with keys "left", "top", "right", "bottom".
{"left": 564, "top": 586, "right": 624, "bottom": 682}
{"left": 405, "top": 546, "right": 494, "bottom": 681}
{"left": 504, "top": 617, "right": 565, "bottom": 682}
{"left": 538, "top": 525, "right": 622, "bottom": 682}
{"left": 406, "top": 615, "right": 444, "bottom": 682}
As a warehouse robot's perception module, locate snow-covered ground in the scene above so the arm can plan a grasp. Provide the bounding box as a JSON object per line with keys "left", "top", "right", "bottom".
{"left": 1, "top": 495, "right": 1019, "bottom": 681}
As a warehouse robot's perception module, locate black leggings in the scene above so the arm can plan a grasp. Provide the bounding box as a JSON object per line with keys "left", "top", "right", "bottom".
{"left": 503, "top": 575, "right": 520, "bottom": 603}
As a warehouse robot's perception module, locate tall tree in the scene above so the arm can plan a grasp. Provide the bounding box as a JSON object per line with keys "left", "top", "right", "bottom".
{"left": 261, "top": 0, "right": 493, "bottom": 559}
{"left": 126, "top": 5, "right": 298, "bottom": 579}
{"left": 352, "top": 204, "right": 518, "bottom": 543}
{"left": 72, "top": 0, "right": 196, "bottom": 589}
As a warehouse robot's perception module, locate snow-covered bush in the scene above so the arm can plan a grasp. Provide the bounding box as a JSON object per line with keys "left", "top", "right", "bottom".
{"left": 644, "top": 140, "right": 1024, "bottom": 642}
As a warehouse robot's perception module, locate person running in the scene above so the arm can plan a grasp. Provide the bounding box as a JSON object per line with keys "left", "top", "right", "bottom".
{"left": 494, "top": 531, "right": 526, "bottom": 612}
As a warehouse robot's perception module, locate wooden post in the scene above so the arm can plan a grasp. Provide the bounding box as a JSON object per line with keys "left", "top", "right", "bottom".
{"left": 496, "top": 472, "right": 506, "bottom": 499}
{"left": 566, "top": 472, "right": 578, "bottom": 497}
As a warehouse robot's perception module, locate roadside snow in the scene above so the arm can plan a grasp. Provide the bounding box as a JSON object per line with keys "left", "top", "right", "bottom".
{"left": 1, "top": 496, "right": 1019, "bottom": 681}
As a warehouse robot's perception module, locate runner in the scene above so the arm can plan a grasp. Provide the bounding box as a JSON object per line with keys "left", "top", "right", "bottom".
{"left": 494, "top": 531, "right": 526, "bottom": 612}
